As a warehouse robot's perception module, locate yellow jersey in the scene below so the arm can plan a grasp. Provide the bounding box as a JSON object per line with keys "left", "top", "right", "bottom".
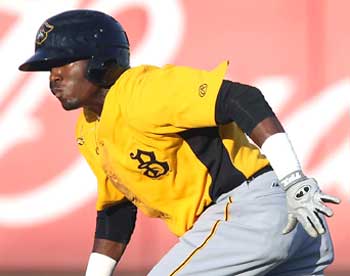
{"left": 76, "top": 61, "right": 269, "bottom": 236}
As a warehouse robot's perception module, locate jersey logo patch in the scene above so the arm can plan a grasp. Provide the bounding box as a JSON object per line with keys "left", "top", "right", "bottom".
{"left": 199, "top": 83, "right": 208, "bottom": 97}
{"left": 36, "top": 21, "right": 54, "bottom": 45}
{"left": 130, "top": 149, "right": 169, "bottom": 179}
{"left": 76, "top": 137, "right": 84, "bottom": 145}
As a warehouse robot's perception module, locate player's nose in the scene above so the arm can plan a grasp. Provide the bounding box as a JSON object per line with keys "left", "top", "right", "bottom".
{"left": 49, "top": 66, "right": 63, "bottom": 83}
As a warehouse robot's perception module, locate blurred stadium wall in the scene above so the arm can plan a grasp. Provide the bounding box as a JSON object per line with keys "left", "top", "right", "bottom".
{"left": 0, "top": 0, "right": 349, "bottom": 275}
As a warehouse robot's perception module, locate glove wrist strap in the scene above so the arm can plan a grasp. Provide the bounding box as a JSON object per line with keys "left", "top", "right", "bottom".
{"left": 280, "top": 170, "right": 307, "bottom": 190}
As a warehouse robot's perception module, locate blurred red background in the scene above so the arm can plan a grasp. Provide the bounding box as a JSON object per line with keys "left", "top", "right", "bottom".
{"left": 0, "top": 0, "right": 349, "bottom": 274}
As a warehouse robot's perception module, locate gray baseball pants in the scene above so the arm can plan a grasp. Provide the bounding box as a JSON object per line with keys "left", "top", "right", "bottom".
{"left": 148, "top": 171, "right": 334, "bottom": 276}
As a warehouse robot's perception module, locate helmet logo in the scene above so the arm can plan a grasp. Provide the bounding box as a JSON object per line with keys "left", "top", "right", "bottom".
{"left": 36, "top": 21, "right": 54, "bottom": 45}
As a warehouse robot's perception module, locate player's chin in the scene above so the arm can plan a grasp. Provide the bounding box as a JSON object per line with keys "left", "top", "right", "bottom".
{"left": 60, "top": 99, "right": 82, "bottom": 111}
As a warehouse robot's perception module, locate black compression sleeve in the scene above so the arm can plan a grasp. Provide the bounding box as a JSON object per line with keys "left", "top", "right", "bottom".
{"left": 215, "top": 80, "right": 275, "bottom": 135}
{"left": 95, "top": 201, "right": 137, "bottom": 244}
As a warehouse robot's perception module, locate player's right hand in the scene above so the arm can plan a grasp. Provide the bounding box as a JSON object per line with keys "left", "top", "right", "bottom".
{"left": 282, "top": 175, "right": 341, "bottom": 238}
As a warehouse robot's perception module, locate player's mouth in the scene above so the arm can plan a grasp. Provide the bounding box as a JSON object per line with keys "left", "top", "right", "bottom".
{"left": 50, "top": 87, "right": 64, "bottom": 98}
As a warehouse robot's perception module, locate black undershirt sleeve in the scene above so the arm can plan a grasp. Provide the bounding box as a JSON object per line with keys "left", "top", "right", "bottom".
{"left": 215, "top": 80, "right": 275, "bottom": 135}
{"left": 95, "top": 200, "right": 137, "bottom": 244}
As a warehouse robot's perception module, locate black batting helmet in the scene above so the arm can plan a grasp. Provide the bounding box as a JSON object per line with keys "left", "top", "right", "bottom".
{"left": 19, "top": 9, "right": 130, "bottom": 88}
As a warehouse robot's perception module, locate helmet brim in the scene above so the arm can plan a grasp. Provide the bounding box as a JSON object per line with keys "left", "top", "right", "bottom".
{"left": 19, "top": 48, "right": 87, "bottom": 71}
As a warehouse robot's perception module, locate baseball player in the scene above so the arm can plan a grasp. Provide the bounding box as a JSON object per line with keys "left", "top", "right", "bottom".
{"left": 19, "top": 10, "right": 340, "bottom": 276}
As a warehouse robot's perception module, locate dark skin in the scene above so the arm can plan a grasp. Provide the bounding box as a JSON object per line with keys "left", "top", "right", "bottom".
{"left": 49, "top": 59, "right": 285, "bottom": 262}
{"left": 50, "top": 59, "right": 108, "bottom": 114}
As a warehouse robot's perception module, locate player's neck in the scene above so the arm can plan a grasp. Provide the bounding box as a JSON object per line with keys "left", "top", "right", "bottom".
{"left": 83, "top": 88, "right": 109, "bottom": 117}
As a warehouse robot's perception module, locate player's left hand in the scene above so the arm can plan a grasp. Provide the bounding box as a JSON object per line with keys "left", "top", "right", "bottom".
{"left": 282, "top": 176, "right": 341, "bottom": 238}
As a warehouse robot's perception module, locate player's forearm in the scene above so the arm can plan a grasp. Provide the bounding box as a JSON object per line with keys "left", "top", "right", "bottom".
{"left": 248, "top": 116, "right": 284, "bottom": 148}
{"left": 85, "top": 238, "right": 127, "bottom": 276}
{"left": 85, "top": 238, "right": 128, "bottom": 276}
{"left": 93, "top": 238, "right": 127, "bottom": 262}
{"left": 249, "top": 117, "right": 302, "bottom": 182}
{"left": 85, "top": 201, "right": 137, "bottom": 275}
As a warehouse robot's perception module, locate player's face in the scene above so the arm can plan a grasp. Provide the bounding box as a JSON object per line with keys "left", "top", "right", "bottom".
{"left": 49, "top": 60, "right": 99, "bottom": 110}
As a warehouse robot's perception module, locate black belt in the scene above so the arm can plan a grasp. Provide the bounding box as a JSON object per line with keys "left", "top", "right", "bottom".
{"left": 247, "top": 164, "right": 273, "bottom": 182}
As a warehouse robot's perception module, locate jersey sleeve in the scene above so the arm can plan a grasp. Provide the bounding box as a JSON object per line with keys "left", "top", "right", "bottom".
{"left": 123, "top": 61, "right": 228, "bottom": 134}
{"left": 95, "top": 201, "right": 137, "bottom": 244}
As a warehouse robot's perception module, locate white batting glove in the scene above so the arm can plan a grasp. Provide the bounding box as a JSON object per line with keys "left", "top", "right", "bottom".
{"left": 281, "top": 171, "right": 341, "bottom": 238}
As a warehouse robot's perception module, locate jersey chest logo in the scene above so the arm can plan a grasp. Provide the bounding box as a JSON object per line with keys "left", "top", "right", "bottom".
{"left": 130, "top": 149, "right": 169, "bottom": 179}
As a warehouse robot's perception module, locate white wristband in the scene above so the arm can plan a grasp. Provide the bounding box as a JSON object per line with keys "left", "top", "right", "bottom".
{"left": 260, "top": 132, "right": 302, "bottom": 183}
{"left": 85, "top": 252, "right": 117, "bottom": 276}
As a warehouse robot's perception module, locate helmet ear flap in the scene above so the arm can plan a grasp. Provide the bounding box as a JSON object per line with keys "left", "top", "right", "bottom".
{"left": 86, "top": 47, "right": 130, "bottom": 88}
{"left": 87, "top": 57, "right": 126, "bottom": 88}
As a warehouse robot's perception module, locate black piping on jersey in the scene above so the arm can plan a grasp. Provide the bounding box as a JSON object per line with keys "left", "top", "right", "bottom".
{"left": 180, "top": 127, "right": 247, "bottom": 201}
{"left": 215, "top": 80, "right": 275, "bottom": 135}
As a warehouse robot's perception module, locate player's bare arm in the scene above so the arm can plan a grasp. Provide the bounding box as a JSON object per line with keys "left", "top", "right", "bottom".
{"left": 92, "top": 238, "right": 127, "bottom": 262}
{"left": 86, "top": 239, "right": 124, "bottom": 276}
{"left": 248, "top": 116, "right": 284, "bottom": 147}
